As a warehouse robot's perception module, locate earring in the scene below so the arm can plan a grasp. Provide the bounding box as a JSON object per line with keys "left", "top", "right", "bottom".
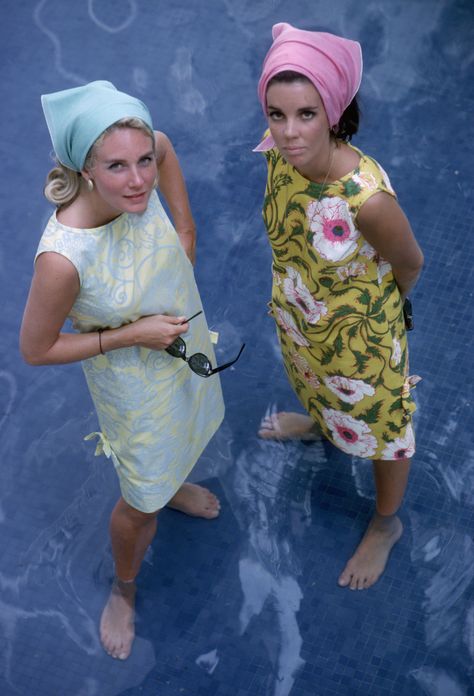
{"left": 87, "top": 179, "right": 94, "bottom": 192}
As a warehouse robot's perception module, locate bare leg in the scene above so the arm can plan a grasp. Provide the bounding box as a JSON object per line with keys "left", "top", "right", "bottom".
{"left": 338, "top": 458, "right": 411, "bottom": 590}
{"left": 258, "top": 411, "right": 320, "bottom": 441}
{"left": 100, "top": 497, "right": 158, "bottom": 659}
{"left": 167, "top": 482, "right": 220, "bottom": 519}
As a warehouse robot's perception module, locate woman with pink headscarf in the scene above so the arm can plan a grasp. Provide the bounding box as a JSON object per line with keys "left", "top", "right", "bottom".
{"left": 255, "top": 23, "right": 424, "bottom": 590}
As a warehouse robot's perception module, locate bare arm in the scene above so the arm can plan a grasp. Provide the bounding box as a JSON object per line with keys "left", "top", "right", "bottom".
{"left": 356, "top": 192, "right": 424, "bottom": 300}
{"left": 20, "top": 252, "right": 189, "bottom": 366}
{"left": 155, "top": 131, "right": 196, "bottom": 264}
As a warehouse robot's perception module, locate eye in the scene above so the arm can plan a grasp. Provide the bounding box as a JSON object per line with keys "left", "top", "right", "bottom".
{"left": 108, "top": 162, "right": 124, "bottom": 171}
{"left": 268, "top": 110, "right": 284, "bottom": 121}
{"left": 301, "top": 110, "right": 316, "bottom": 120}
{"left": 139, "top": 156, "right": 153, "bottom": 166}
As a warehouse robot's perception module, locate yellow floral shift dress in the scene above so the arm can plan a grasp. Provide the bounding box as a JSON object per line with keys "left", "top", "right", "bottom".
{"left": 261, "top": 141, "right": 418, "bottom": 460}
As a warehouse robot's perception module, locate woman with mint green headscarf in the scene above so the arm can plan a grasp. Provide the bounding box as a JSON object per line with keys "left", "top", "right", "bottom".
{"left": 20, "top": 81, "right": 237, "bottom": 661}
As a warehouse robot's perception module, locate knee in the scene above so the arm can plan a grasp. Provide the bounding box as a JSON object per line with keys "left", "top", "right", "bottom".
{"left": 117, "top": 497, "right": 160, "bottom": 524}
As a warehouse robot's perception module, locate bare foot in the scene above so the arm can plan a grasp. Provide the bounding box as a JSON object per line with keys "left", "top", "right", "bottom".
{"left": 338, "top": 513, "right": 403, "bottom": 590}
{"left": 100, "top": 578, "right": 136, "bottom": 660}
{"left": 167, "top": 482, "right": 220, "bottom": 519}
{"left": 258, "top": 411, "right": 320, "bottom": 441}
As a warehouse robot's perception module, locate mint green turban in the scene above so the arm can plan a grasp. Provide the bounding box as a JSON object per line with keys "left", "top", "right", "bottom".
{"left": 41, "top": 81, "right": 154, "bottom": 171}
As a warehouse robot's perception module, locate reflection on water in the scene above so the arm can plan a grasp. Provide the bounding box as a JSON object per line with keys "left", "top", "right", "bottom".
{"left": 222, "top": 423, "right": 327, "bottom": 696}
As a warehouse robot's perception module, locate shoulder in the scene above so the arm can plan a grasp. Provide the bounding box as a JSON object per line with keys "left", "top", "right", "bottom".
{"left": 155, "top": 130, "right": 174, "bottom": 166}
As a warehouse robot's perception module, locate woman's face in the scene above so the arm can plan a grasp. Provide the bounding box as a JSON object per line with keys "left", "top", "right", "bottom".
{"left": 266, "top": 80, "right": 331, "bottom": 179}
{"left": 84, "top": 127, "right": 157, "bottom": 219}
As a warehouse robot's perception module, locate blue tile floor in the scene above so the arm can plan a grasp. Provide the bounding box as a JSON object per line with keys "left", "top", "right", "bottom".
{"left": 1, "top": 0, "right": 474, "bottom": 694}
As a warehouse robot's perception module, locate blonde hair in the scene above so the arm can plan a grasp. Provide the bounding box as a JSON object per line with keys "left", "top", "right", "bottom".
{"left": 43, "top": 117, "right": 155, "bottom": 208}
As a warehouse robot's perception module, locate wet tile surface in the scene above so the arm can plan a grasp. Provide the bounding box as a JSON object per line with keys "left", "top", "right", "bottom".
{"left": 1, "top": 0, "right": 473, "bottom": 694}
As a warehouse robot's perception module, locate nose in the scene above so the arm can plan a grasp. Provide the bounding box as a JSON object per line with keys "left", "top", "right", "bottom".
{"left": 283, "top": 118, "right": 298, "bottom": 139}
{"left": 128, "top": 166, "right": 144, "bottom": 188}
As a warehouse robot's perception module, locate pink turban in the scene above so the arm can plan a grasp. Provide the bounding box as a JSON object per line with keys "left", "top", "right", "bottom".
{"left": 255, "top": 23, "right": 362, "bottom": 151}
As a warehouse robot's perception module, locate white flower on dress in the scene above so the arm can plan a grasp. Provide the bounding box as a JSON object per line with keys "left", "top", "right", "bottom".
{"left": 391, "top": 336, "right": 402, "bottom": 367}
{"left": 324, "top": 375, "right": 375, "bottom": 404}
{"left": 380, "top": 423, "right": 415, "bottom": 460}
{"left": 283, "top": 266, "right": 328, "bottom": 324}
{"left": 359, "top": 240, "right": 377, "bottom": 260}
{"left": 272, "top": 269, "right": 283, "bottom": 286}
{"left": 378, "top": 163, "right": 395, "bottom": 195}
{"left": 352, "top": 171, "right": 378, "bottom": 191}
{"left": 322, "top": 408, "right": 378, "bottom": 457}
{"left": 336, "top": 261, "right": 368, "bottom": 281}
{"left": 377, "top": 257, "right": 392, "bottom": 284}
{"left": 307, "top": 196, "right": 360, "bottom": 262}
{"left": 290, "top": 350, "right": 320, "bottom": 389}
{"left": 275, "top": 307, "right": 309, "bottom": 346}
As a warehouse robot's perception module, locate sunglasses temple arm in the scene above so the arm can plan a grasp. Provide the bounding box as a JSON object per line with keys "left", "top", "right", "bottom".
{"left": 209, "top": 343, "right": 246, "bottom": 375}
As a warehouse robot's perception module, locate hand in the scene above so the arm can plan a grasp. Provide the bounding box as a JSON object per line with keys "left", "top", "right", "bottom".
{"left": 131, "top": 314, "right": 189, "bottom": 351}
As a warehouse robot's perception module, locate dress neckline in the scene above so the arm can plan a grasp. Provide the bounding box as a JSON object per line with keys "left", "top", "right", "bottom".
{"left": 287, "top": 142, "right": 365, "bottom": 188}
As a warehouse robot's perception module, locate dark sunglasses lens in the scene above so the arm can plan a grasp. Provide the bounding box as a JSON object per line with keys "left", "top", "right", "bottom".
{"left": 188, "top": 352, "right": 212, "bottom": 377}
{"left": 166, "top": 337, "right": 186, "bottom": 358}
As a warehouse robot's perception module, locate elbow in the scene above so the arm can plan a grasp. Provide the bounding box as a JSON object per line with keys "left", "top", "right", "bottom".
{"left": 20, "top": 340, "right": 49, "bottom": 366}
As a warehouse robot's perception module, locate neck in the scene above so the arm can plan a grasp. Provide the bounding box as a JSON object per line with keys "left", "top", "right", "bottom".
{"left": 302, "top": 139, "right": 337, "bottom": 184}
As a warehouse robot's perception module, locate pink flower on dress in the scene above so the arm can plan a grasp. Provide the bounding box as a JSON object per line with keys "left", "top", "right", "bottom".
{"left": 275, "top": 307, "right": 309, "bottom": 347}
{"left": 324, "top": 375, "right": 375, "bottom": 404}
{"left": 307, "top": 196, "right": 360, "bottom": 262}
{"left": 322, "top": 408, "right": 378, "bottom": 457}
{"left": 283, "top": 266, "right": 328, "bottom": 324}
{"left": 352, "top": 171, "right": 378, "bottom": 191}
{"left": 290, "top": 350, "right": 320, "bottom": 389}
{"left": 380, "top": 423, "right": 415, "bottom": 460}
{"left": 336, "top": 261, "right": 368, "bottom": 281}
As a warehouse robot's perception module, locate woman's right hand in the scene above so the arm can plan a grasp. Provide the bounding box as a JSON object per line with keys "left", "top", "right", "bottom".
{"left": 128, "top": 314, "right": 189, "bottom": 351}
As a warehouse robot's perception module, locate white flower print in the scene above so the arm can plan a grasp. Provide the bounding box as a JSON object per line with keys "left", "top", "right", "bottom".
{"left": 378, "top": 163, "right": 395, "bottom": 195}
{"left": 359, "top": 240, "right": 377, "bottom": 260}
{"left": 391, "top": 336, "right": 402, "bottom": 367}
{"left": 275, "top": 307, "right": 309, "bottom": 347}
{"left": 322, "top": 408, "right": 378, "bottom": 457}
{"left": 307, "top": 196, "right": 360, "bottom": 262}
{"left": 324, "top": 376, "right": 375, "bottom": 404}
{"left": 336, "top": 261, "right": 368, "bottom": 281}
{"left": 352, "top": 171, "right": 378, "bottom": 191}
{"left": 290, "top": 350, "right": 320, "bottom": 389}
{"left": 377, "top": 257, "right": 392, "bottom": 284}
{"left": 283, "top": 266, "right": 328, "bottom": 324}
{"left": 380, "top": 423, "right": 415, "bottom": 460}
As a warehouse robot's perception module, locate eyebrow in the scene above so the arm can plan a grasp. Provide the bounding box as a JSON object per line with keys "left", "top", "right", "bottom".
{"left": 102, "top": 149, "right": 155, "bottom": 164}
{"left": 267, "top": 104, "right": 319, "bottom": 111}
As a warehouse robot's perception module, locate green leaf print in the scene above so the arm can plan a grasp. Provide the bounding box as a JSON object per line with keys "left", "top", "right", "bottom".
{"left": 321, "top": 347, "right": 336, "bottom": 365}
{"left": 316, "top": 393, "right": 332, "bottom": 409}
{"left": 320, "top": 277, "right": 334, "bottom": 288}
{"left": 342, "top": 178, "right": 362, "bottom": 197}
{"left": 372, "top": 310, "right": 387, "bottom": 324}
{"left": 274, "top": 247, "right": 288, "bottom": 258}
{"left": 386, "top": 421, "right": 400, "bottom": 433}
{"left": 370, "top": 297, "right": 383, "bottom": 315}
{"left": 353, "top": 350, "right": 369, "bottom": 372}
{"left": 286, "top": 201, "right": 306, "bottom": 216}
{"left": 305, "top": 182, "right": 326, "bottom": 198}
{"left": 334, "top": 334, "right": 344, "bottom": 356}
{"left": 348, "top": 324, "right": 359, "bottom": 338}
{"left": 359, "top": 400, "right": 384, "bottom": 424}
{"left": 340, "top": 401, "right": 354, "bottom": 413}
{"left": 389, "top": 397, "right": 403, "bottom": 414}
{"left": 333, "top": 304, "right": 354, "bottom": 318}
{"left": 358, "top": 289, "right": 371, "bottom": 306}
{"left": 367, "top": 346, "right": 382, "bottom": 359}
{"left": 367, "top": 334, "right": 383, "bottom": 344}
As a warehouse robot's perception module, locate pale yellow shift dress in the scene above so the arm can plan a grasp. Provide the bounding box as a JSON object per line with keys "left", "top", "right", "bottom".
{"left": 36, "top": 191, "right": 225, "bottom": 511}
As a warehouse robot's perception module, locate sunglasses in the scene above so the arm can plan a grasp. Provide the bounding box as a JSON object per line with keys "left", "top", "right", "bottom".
{"left": 165, "top": 311, "right": 245, "bottom": 378}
